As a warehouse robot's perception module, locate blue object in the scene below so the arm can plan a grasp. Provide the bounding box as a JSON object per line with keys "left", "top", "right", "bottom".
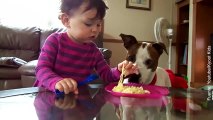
{"left": 55, "top": 89, "right": 65, "bottom": 99}
{"left": 77, "top": 74, "right": 99, "bottom": 86}
{"left": 55, "top": 74, "right": 99, "bottom": 96}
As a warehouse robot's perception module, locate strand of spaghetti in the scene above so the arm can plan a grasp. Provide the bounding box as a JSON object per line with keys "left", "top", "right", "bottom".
{"left": 118, "top": 65, "right": 125, "bottom": 85}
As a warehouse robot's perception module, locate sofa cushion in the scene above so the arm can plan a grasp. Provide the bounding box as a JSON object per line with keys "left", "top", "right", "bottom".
{"left": 0, "top": 25, "right": 41, "bottom": 62}
{"left": 0, "top": 79, "right": 22, "bottom": 90}
{"left": 0, "top": 57, "right": 27, "bottom": 68}
{"left": 40, "top": 28, "right": 103, "bottom": 48}
{"left": 0, "top": 67, "right": 20, "bottom": 79}
{"left": 18, "top": 60, "right": 38, "bottom": 76}
{"left": 40, "top": 28, "right": 66, "bottom": 48}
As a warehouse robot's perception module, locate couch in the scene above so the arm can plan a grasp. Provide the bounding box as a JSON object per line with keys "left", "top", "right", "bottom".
{"left": 0, "top": 24, "right": 112, "bottom": 90}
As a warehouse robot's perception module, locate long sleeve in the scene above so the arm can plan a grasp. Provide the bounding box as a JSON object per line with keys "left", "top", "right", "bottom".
{"left": 94, "top": 48, "right": 121, "bottom": 83}
{"left": 35, "top": 33, "right": 63, "bottom": 91}
{"left": 34, "top": 32, "right": 121, "bottom": 92}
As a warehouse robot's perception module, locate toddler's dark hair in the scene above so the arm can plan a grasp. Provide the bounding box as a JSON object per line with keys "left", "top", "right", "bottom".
{"left": 60, "top": 0, "right": 108, "bottom": 19}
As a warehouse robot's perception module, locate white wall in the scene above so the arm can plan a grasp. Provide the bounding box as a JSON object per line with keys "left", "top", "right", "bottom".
{"left": 104, "top": 0, "right": 174, "bottom": 40}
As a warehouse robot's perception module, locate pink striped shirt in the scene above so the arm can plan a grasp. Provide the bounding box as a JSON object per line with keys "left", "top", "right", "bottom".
{"left": 34, "top": 32, "right": 120, "bottom": 91}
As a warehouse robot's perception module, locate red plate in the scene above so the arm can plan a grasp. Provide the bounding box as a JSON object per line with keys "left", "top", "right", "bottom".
{"left": 105, "top": 83, "right": 169, "bottom": 98}
{"left": 105, "top": 93, "right": 169, "bottom": 107}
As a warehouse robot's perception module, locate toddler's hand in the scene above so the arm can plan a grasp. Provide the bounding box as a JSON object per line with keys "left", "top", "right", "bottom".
{"left": 118, "top": 60, "right": 139, "bottom": 76}
{"left": 55, "top": 78, "right": 79, "bottom": 94}
{"left": 55, "top": 95, "right": 77, "bottom": 110}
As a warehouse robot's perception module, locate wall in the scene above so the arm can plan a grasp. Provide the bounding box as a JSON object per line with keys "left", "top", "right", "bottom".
{"left": 104, "top": 0, "right": 173, "bottom": 40}
{"left": 103, "top": 0, "right": 177, "bottom": 72}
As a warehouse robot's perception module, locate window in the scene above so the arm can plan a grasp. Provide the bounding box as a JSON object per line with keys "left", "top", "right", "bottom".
{"left": 0, "top": 0, "right": 63, "bottom": 28}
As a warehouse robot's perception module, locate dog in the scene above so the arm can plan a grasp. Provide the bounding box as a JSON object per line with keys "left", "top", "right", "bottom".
{"left": 114, "top": 96, "right": 169, "bottom": 120}
{"left": 120, "top": 33, "right": 171, "bottom": 87}
{"left": 117, "top": 33, "right": 201, "bottom": 116}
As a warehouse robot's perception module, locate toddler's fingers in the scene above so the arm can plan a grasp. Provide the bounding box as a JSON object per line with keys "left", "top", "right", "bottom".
{"left": 66, "top": 80, "right": 74, "bottom": 92}
{"left": 73, "top": 89, "right": 79, "bottom": 94}
{"left": 123, "top": 60, "right": 128, "bottom": 66}
{"left": 134, "top": 69, "right": 139, "bottom": 74}
{"left": 133, "top": 65, "right": 138, "bottom": 71}
{"left": 70, "top": 80, "right": 77, "bottom": 90}
{"left": 55, "top": 83, "right": 64, "bottom": 92}
{"left": 61, "top": 83, "right": 70, "bottom": 94}
{"left": 70, "top": 80, "right": 78, "bottom": 94}
{"left": 125, "top": 61, "right": 133, "bottom": 69}
{"left": 130, "top": 65, "right": 139, "bottom": 74}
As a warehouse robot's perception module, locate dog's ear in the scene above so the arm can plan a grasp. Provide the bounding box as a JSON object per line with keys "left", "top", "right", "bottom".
{"left": 120, "top": 33, "right": 138, "bottom": 50}
{"left": 152, "top": 42, "right": 168, "bottom": 55}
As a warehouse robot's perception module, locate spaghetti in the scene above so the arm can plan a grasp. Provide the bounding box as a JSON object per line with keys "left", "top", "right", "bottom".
{"left": 112, "top": 65, "right": 150, "bottom": 94}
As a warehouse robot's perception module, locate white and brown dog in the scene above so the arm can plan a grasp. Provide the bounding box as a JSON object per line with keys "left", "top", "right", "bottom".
{"left": 115, "top": 34, "right": 201, "bottom": 120}
{"left": 120, "top": 33, "right": 171, "bottom": 87}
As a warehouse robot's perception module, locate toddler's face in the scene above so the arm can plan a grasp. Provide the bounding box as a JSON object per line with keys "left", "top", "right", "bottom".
{"left": 66, "top": 4, "right": 102, "bottom": 43}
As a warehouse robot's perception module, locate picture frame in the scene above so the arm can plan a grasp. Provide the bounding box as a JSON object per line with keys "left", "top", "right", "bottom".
{"left": 126, "top": 0, "right": 151, "bottom": 10}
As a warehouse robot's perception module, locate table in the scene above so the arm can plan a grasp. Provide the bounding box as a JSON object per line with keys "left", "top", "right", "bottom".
{"left": 0, "top": 83, "right": 212, "bottom": 120}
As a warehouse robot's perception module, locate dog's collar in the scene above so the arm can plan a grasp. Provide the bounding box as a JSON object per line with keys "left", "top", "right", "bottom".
{"left": 148, "top": 74, "right": 157, "bottom": 85}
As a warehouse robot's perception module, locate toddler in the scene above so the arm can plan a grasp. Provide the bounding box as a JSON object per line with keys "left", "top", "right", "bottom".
{"left": 34, "top": 0, "right": 137, "bottom": 94}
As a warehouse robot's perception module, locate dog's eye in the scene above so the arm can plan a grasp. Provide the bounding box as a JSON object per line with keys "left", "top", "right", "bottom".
{"left": 144, "top": 59, "right": 153, "bottom": 66}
